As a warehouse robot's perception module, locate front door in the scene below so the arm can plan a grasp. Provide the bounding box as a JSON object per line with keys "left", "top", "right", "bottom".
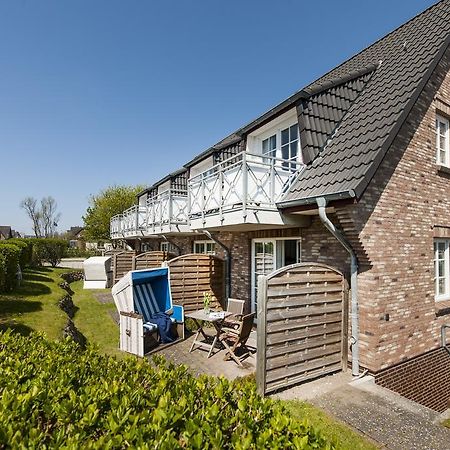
{"left": 251, "top": 238, "right": 300, "bottom": 315}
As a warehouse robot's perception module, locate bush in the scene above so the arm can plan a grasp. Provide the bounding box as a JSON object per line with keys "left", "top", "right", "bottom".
{"left": 0, "top": 243, "right": 20, "bottom": 292}
{"left": 0, "top": 331, "right": 332, "bottom": 449}
{"left": 6, "top": 238, "right": 32, "bottom": 268}
{"left": 31, "top": 238, "right": 68, "bottom": 267}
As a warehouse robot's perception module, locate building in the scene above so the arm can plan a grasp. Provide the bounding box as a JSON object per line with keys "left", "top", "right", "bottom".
{"left": 110, "top": 0, "right": 450, "bottom": 391}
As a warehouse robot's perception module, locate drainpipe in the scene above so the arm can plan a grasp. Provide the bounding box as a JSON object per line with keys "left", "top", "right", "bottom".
{"left": 441, "top": 325, "right": 450, "bottom": 355}
{"left": 203, "top": 230, "right": 231, "bottom": 301}
{"left": 161, "top": 235, "right": 182, "bottom": 256}
{"left": 316, "top": 197, "right": 360, "bottom": 377}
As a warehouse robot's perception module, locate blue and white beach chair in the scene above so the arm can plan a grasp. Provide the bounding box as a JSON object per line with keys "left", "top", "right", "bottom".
{"left": 112, "top": 267, "right": 184, "bottom": 356}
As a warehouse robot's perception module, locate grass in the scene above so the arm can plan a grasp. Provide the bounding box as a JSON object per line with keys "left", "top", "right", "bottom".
{"left": 0, "top": 267, "right": 70, "bottom": 339}
{"left": 0, "top": 267, "right": 120, "bottom": 357}
{"left": 284, "top": 400, "right": 379, "bottom": 450}
{"left": 70, "top": 280, "right": 121, "bottom": 357}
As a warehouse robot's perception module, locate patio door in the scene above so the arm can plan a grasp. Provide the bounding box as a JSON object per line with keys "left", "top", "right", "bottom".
{"left": 251, "top": 238, "right": 301, "bottom": 315}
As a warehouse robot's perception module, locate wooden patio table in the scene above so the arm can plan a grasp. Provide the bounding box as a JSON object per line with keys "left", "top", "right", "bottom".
{"left": 186, "top": 309, "right": 233, "bottom": 358}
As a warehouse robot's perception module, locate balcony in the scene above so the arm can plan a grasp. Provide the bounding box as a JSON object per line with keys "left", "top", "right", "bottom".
{"left": 110, "top": 190, "right": 189, "bottom": 239}
{"left": 188, "top": 151, "right": 304, "bottom": 229}
{"left": 110, "top": 205, "right": 147, "bottom": 239}
{"left": 147, "top": 189, "right": 189, "bottom": 234}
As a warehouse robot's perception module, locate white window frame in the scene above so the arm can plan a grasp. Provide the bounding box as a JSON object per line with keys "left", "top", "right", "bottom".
{"left": 160, "top": 241, "right": 177, "bottom": 253}
{"left": 246, "top": 108, "right": 303, "bottom": 165}
{"left": 193, "top": 240, "right": 215, "bottom": 255}
{"left": 436, "top": 114, "right": 449, "bottom": 167}
{"left": 251, "top": 237, "right": 301, "bottom": 315}
{"left": 434, "top": 239, "right": 450, "bottom": 301}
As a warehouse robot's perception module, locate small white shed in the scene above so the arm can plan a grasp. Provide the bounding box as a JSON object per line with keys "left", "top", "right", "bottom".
{"left": 83, "top": 256, "right": 113, "bottom": 289}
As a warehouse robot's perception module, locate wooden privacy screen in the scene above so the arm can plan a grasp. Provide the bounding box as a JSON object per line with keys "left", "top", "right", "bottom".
{"left": 166, "top": 254, "right": 225, "bottom": 313}
{"left": 256, "top": 263, "right": 348, "bottom": 396}
{"left": 113, "top": 252, "right": 135, "bottom": 283}
{"left": 134, "top": 251, "right": 176, "bottom": 271}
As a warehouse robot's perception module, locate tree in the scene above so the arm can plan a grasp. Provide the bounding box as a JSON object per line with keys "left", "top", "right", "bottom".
{"left": 82, "top": 185, "right": 144, "bottom": 241}
{"left": 20, "top": 196, "right": 61, "bottom": 238}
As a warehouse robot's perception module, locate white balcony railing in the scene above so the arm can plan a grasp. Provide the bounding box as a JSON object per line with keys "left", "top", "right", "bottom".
{"left": 147, "top": 189, "right": 188, "bottom": 233}
{"left": 188, "top": 151, "right": 303, "bottom": 223}
{"left": 110, "top": 191, "right": 188, "bottom": 239}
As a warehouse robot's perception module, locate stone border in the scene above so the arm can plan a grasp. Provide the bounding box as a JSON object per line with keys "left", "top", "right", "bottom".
{"left": 57, "top": 271, "right": 87, "bottom": 348}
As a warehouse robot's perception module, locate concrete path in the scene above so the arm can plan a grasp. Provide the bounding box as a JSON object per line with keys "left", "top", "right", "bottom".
{"left": 58, "top": 258, "right": 85, "bottom": 269}
{"left": 277, "top": 373, "right": 450, "bottom": 450}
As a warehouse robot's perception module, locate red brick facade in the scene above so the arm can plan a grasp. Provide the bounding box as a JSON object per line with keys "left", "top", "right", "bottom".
{"left": 334, "top": 46, "right": 450, "bottom": 372}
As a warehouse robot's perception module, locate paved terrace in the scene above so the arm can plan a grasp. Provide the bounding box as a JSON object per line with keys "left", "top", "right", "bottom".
{"left": 149, "top": 328, "right": 257, "bottom": 380}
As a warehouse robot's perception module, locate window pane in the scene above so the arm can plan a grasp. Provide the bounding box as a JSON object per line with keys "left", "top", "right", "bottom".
{"left": 439, "top": 278, "right": 446, "bottom": 295}
{"left": 262, "top": 139, "right": 268, "bottom": 153}
{"left": 281, "top": 144, "right": 289, "bottom": 160}
{"left": 269, "top": 135, "right": 277, "bottom": 149}
{"left": 281, "top": 128, "right": 289, "bottom": 145}
{"left": 439, "top": 260, "right": 445, "bottom": 277}
{"left": 290, "top": 125, "right": 298, "bottom": 140}
{"left": 290, "top": 142, "right": 298, "bottom": 159}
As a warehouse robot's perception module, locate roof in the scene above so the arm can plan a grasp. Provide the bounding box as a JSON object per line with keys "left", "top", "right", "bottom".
{"left": 0, "top": 226, "right": 12, "bottom": 239}
{"left": 137, "top": 167, "right": 187, "bottom": 198}
{"left": 278, "top": 0, "right": 450, "bottom": 207}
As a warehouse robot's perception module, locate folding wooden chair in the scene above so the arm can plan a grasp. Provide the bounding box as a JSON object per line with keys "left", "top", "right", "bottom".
{"left": 222, "top": 298, "right": 245, "bottom": 332}
{"left": 219, "top": 312, "right": 255, "bottom": 367}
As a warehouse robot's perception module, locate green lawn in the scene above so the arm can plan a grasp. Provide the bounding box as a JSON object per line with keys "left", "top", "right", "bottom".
{"left": 0, "top": 267, "right": 120, "bottom": 357}
{"left": 284, "top": 400, "right": 379, "bottom": 450}
{"left": 70, "top": 280, "right": 121, "bottom": 357}
{"left": 0, "top": 267, "right": 69, "bottom": 339}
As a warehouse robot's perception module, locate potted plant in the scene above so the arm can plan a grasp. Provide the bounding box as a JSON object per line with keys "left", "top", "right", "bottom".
{"left": 203, "top": 291, "right": 212, "bottom": 314}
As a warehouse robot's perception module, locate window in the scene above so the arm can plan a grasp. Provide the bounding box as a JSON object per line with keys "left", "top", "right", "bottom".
{"left": 262, "top": 134, "right": 277, "bottom": 158}
{"left": 436, "top": 115, "right": 449, "bottom": 167}
{"left": 193, "top": 240, "right": 215, "bottom": 255}
{"left": 434, "top": 239, "right": 450, "bottom": 300}
{"left": 261, "top": 124, "right": 299, "bottom": 167}
{"left": 281, "top": 125, "right": 299, "bottom": 169}
{"left": 160, "top": 242, "right": 176, "bottom": 253}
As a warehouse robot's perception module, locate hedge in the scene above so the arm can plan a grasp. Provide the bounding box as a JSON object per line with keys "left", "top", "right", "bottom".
{"left": 5, "top": 238, "right": 32, "bottom": 268}
{"left": 0, "top": 243, "right": 20, "bottom": 292}
{"left": 0, "top": 331, "right": 333, "bottom": 449}
{"left": 31, "top": 238, "right": 68, "bottom": 267}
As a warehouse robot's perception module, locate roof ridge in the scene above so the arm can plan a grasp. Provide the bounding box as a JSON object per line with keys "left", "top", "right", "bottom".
{"left": 304, "top": 63, "right": 379, "bottom": 97}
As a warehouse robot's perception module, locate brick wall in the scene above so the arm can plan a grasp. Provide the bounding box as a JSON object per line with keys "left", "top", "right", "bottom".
{"left": 375, "top": 348, "right": 450, "bottom": 412}
{"left": 336, "top": 46, "right": 450, "bottom": 372}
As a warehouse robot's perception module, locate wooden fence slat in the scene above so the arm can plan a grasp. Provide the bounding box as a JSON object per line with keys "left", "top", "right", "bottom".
{"left": 256, "top": 262, "right": 347, "bottom": 396}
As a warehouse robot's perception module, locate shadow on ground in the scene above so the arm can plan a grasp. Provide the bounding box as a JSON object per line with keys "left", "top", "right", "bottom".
{"left": 0, "top": 322, "right": 35, "bottom": 336}
{"left": 23, "top": 273, "right": 53, "bottom": 283}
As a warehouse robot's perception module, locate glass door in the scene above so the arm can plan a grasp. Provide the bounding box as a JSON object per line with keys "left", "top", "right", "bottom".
{"left": 251, "top": 240, "right": 275, "bottom": 315}
{"left": 251, "top": 238, "right": 301, "bottom": 316}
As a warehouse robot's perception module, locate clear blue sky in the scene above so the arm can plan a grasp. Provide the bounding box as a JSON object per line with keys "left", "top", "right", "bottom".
{"left": 0, "top": 0, "right": 436, "bottom": 235}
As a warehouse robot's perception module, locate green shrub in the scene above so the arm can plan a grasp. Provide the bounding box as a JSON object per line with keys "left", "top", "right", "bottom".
{"left": 0, "top": 331, "right": 333, "bottom": 449}
{"left": 0, "top": 243, "right": 20, "bottom": 292}
{"left": 0, "top": 252, "right": 6, "bottom": 292}
{"left": 31, "top": 238, "right": 68, "bottom": 267}
{"left": 6, "top": 238, "right": 32, "bottom": 268}
{"left": 65, "top": 247, "right": 97, "bottom": 258}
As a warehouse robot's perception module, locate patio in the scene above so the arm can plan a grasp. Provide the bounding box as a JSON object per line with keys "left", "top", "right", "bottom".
{"left": 148, "top": 327, "right": 257, "bottom": 380}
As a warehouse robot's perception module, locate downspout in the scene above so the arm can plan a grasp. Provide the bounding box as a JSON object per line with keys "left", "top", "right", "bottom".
{"left": 316, "top": 197, "right": 360, "bottom": 376}
{"left": 203, "top": 230, "right": 231, "bottom": 301}
{"left": 441, "top": 324, "right": 450, "bottom": 355}
{"left": 161, "top": 235, "right": 182, "bottom": 256}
